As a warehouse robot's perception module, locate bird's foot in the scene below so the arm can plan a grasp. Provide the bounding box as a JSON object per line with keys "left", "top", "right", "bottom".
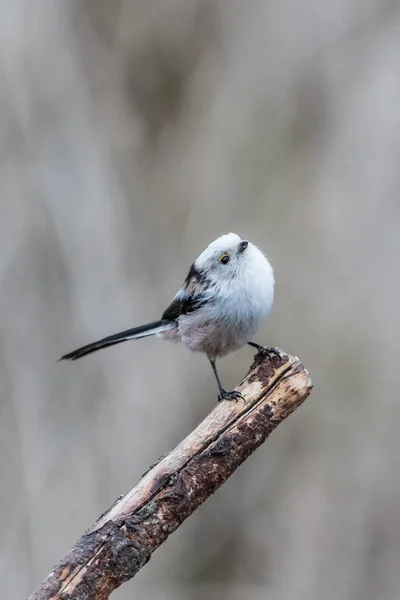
{"left": 252, "top": 345, "right": 280, "bottom": 361}
{"left": 217, "top": 388, "right": 244, "bottom": 403}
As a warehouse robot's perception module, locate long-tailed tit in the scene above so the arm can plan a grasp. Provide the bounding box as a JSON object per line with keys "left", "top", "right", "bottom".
{"left": 60, "top": 233, "right": 278, "bottom": 401}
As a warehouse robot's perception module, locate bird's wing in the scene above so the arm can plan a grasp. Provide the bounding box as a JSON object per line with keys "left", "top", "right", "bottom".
{"left": 162, "top": 292, "right": 209, "bottom": 320}
{"left": 162, "top": 260, "right": 212, "bottom": 320}
{"left": 161, "top": 297, "right": 181, "bottom": 320}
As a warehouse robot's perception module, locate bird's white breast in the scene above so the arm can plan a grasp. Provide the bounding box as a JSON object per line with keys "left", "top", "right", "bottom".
{"left": 179, "top": 243, "right": 274, "bottom": 358}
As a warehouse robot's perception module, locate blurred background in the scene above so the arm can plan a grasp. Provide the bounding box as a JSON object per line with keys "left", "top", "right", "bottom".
{"left": 1, "top": 1, "right": 399, "bottom": 599}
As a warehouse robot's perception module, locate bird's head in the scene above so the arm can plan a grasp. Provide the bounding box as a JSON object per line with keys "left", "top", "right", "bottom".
{"left": 194, "top": 233, "right": 257, "bottom": 282}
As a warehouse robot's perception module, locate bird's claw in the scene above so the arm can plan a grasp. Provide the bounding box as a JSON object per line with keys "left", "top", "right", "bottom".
{"left": 253, "top": 345, "right": 280, "bottom": 361}
{"left": 218, "top": 389, "right": 244, "bottom": 403}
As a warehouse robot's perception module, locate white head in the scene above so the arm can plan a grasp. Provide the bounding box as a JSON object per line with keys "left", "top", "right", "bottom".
{"left": 194, "top": 232, "right": 269, "bottom": 283}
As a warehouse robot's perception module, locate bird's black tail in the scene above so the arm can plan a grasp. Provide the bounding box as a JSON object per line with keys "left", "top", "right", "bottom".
{"left": 59, "top": 320, "right": 174, "bottom": 361}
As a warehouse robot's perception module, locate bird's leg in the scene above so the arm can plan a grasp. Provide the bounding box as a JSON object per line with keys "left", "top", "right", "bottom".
{"left": 209, "top": 358, "right": 244, "bottom": 402}
{"left": 248, "top": 341, "right": 280, "bottom": 361}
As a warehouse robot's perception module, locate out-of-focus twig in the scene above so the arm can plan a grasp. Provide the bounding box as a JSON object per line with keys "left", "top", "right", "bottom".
{"left": 28, "top": 350, "right": 313, "bottom": 600}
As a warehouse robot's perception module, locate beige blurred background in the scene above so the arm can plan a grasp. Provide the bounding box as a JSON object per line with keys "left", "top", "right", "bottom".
{"left": 1, "top": 1, "right": 399, "bottom": 599}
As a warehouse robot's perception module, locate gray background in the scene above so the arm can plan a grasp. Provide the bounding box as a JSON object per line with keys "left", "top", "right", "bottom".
{"left": 1, "top": 1, "right": 399, "bottom": 599}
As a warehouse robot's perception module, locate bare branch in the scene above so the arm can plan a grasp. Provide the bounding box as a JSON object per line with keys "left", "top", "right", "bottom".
{"left": 29, "top": 350, "right": 313, "bottom": 600}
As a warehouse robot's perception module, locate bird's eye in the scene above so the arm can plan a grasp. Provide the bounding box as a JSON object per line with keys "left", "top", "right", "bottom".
{"left": 220, "top": 253, "right": 230, "bottom": 264}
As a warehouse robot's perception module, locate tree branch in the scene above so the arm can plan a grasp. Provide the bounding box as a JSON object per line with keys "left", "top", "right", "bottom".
{"left": 29, "top": 350, "right": 313, "bottom": 600}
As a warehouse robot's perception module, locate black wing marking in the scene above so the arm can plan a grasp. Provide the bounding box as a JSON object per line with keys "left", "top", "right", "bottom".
{"left": 184, "top": 262, "right": 206, "bottom": 286}
{"left": 181, "top": 294, "right": 208, "bottom": 315}
{"left": 161, "top": 294, "right": 209, "bottom": 320}
{"left": 162, "top": 261, "right": 212, "bottom": 320}
{"left": 183, "top": 262, "right": 210, "bottom": 294}
{"left": 162, "top": 298, "right": 181, "bottom": 320}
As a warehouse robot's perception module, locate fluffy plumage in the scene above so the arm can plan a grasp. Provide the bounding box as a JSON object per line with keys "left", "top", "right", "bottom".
{"left": 60, "top": 233, "right": 276, "bottom": 401}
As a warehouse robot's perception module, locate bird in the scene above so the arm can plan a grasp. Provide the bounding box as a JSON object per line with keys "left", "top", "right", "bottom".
{"left": 60, "top": 233, "right": 278, "bottom": 401}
